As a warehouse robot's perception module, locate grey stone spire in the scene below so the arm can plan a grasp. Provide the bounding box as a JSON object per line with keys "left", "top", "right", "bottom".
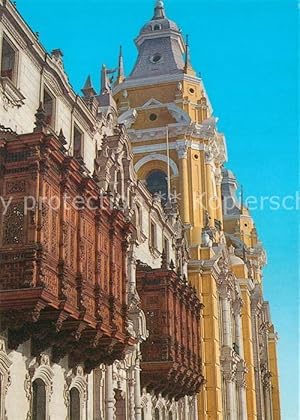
{"left": 184, "top": 35, "right": 191, "bottom": 70}
{"left": 98, "top": 64, "right": 117, "bottom": 112}
{"left": 116, "top": 46, "right": 125, "bottom": 84}
{"left": 128, "top": 0, "right": 185, "bottom": 80}
{"left": 82, "top": 75, "right": 96, "bottom": 97}
{"left": 101, "top": 64, "right": 110, "bottom": 94}
{"left": 153, "top": 0, "right": 166, "bottom": 20}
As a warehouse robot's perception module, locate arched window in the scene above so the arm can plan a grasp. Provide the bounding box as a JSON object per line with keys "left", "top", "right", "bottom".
{"left": 32, "top": 379, "right": 46, "bottom": 420}
{"left": 154, "top": 407, "right": 160, "bottom": 420}
{"left": 169, "top": 411, "right": 173, "bottom": 420}
{"left": 70, "top": 387, "right": 81, "bottom": 420}
{"left": 146, "top": 170, "right": 168, "bottom": 202}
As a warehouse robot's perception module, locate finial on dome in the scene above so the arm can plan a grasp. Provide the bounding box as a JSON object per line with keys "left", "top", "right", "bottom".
{"left": 153, "top": 0, "right": 166, "bottom": 19}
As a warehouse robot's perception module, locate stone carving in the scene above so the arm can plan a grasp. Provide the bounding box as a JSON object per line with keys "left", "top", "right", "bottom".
{"left": 236, "top": 360, "right": 248, "bottom": 388}
{"left": 0, "top": 76, "right": 25, "bottom": 110}
{"left": 176, "top": 141, "right": 188, "bottom": 159}
{"left": 24, "top": 354, "right": 54, "bottom": 419}
{"left": 221, "top": 345, "right": 240, "bottom": 382}
{"left": 64, "top": 365, "right": 88, "bottom": 410}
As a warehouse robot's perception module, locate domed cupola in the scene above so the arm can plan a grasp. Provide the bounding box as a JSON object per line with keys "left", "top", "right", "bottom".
{"left": 129, "top": 0, "right": 186, "bottom": 80}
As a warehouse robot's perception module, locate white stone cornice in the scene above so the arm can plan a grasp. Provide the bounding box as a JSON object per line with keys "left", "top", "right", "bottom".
{"left": 1, "top": 13, "right": 27, "bottom": 49}
{"left": 128, "top": 119, "right": 227, "bottom": 164}
{"left": 131, "top": 140, "right": 206, "bottom": 155}
{"left": 134, "top": 29, "right": 185, "bottom": 51}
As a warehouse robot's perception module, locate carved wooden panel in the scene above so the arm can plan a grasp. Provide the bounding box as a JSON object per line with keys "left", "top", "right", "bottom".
{"left": 137, "top": 268, "right": 203, "bottom": 398}
{"left": 2, "top": 202, "right": 25, "bottom": 246}
{"left": 0, "top": 130, "right": 133, "bottom": 369}
{"left": 99, "top": 229, "right": 110, "bottom": 294}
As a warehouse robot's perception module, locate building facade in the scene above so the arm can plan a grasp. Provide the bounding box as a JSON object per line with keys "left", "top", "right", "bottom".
{"left": 113, "top": 2, "right": 281, "bottom": 419}
{"left": 0, "top": 0, "right": 280, "bottom": 419}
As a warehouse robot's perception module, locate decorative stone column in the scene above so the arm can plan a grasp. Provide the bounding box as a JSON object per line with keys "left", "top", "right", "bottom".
{"left": 204, "top": 148, "right": 215, "bottom": 227}
{"left": 215, "top": 165, "right": 223, "bottom": 224}
{"left": 221, "top": 346, "right": 238, "bottom": 420}
{"left": 261, "top": 364, "right": 273, "bottom": 420}
{"left": 219, "top": 281, "right": 237, "bottom": 420}
{"left": 126, "top": 242, "right": 147, "bottom": 420}
{"left": 128, "top": 374, "right": 136, "bottom": 420}
{"left": 233, "top": 298, "right": 247, "bottom": 420}
{"left": 236, "top": 360, "right": 248, "bottom": 420}
{"left": 251, "top": 293, "right": 265, "bottom": 420}
{"left": 176, "top": 142, "right": 190, "bottom": 225}
{"left": 220, "top": 283, "right": 233, "bottom": 348}
{"left": 183, "top": 395, "right": 189, "bottom": 419}
{"left": 233, "top": 300, "right": 244, "bottom": 358}
{"left": 105, "top": 365, "right": 115, "bottom": 420}
{"left": 134, "top": 349, "right": 142, "bottom": 420}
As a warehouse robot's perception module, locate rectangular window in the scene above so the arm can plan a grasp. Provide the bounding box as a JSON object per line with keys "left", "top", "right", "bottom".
{"left": 73, "top": 124, "right": 83, "bottom": 159}
{"left": 150, "top": 221, "right": 156, "bottom": 249}
{"left": 136, "top": 204, "right": 141, "bottom": 227}
{"left": 43, "top": 88, "right": 54, "bottom": 128}
{"left": 163, "top": 236, "right": 169, "bottom": 263}
{"left": 1, "top": 37, "right": 16, "bottom": 82}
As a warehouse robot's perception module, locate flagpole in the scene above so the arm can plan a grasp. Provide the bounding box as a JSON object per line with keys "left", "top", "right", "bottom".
{"left": 166, "top": 125, "right": 171, "bottom": 201}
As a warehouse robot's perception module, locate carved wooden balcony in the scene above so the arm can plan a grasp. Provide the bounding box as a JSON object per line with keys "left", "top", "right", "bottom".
{"left": 136, "top": 263, "right": 204, "bottom": 399}
{"left": 0, "top": 127, "right": 135, "bottom": 372}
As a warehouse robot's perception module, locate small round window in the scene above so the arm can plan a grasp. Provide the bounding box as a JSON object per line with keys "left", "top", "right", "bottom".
{"left": 189, "top": 87, "right": 195, "bottom": 94}
{"left": 153, "top": 24, "right": 161, "bottom": 31}
{"left": 149, "top": 113, "right": 158, "bottom": 121}
{"left": 150, "top": 53, "right": 162, "bottom": 64}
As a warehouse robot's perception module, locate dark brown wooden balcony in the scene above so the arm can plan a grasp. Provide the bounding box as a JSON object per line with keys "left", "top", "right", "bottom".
{"left": 136, "top": 262, "right": 204, "bottom": 400}
{"left": 0, "top": 127, "right": 135, "bottom": 372}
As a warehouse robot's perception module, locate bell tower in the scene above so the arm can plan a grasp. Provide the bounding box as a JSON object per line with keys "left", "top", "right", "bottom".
{"left": 114, "top": 1, "right": 227, "bottom": 418}
{"left": 114, "top": 0, "right": 227, "bottom": 248}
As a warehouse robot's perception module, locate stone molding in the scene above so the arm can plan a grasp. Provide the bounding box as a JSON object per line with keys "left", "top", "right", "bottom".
{"left": 64, "top": 366, "right": 88, "bottom": 407}
{"left": 25, "top": 354, "right": 54, "bottom": 420}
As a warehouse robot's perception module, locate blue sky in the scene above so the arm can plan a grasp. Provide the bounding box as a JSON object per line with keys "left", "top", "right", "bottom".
{"left": 16, "top": 0, "right": 298, "bottom": 418}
